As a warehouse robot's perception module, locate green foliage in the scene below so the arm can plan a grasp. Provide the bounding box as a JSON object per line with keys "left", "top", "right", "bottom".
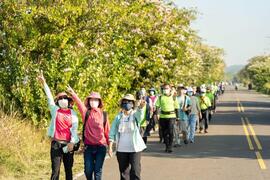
{"left": 238, "top": 55, "right": 270, "bottom": 93}
{"left": 0, "top": 0, "right": 225, "bottom": 125}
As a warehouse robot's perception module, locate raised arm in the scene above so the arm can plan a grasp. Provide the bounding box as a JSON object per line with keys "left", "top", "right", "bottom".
{"left": 67, "top": 85, "right": 87, "bottom": 121}
{"left": 37, "top": 71, "right": 56, "bottom": 111}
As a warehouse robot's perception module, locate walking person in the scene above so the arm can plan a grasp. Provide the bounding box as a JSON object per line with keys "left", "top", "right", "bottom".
{"left": 199, "top": 88, "right": 212, "bottom": 133}
{"left": 186, "top": 87, "right": 201, "bottom": 143}
{"left": 108, "top": 94, "right": 146, "bottom": 180}
{"left": 206, "top": 86, "right": 215, "bottom": 122}
{"left": 67, "top": 86, "right": 110, "bottom": 180}
{"left": 136, "top": 89, "right": 152, "bottom": 144}
{"left": 38, "top": 72, "right": 79, "bottom": 180}
{"left": 147, "top": 88, "right": 158, "bottom": 132}
{"left": 156, "top": 84, "right": 179, "bottom": 153}
{"left": 176, "top": 86, "right": 191, "bottom": 145}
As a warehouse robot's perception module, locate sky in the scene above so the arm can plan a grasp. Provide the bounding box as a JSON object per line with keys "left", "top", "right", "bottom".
{"left": 174, "top": 0, "right": 270, "bottom": 66}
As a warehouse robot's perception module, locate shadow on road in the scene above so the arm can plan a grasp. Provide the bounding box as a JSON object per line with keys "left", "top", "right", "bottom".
{"left": 143, "top": 134, "right": 270, "bottom": 160}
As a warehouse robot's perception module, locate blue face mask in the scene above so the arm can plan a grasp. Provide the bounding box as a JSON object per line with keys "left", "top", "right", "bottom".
{"left": 187, "top": 92, "right": 193, "bottom": 96}
{"left": 121, "top": 102, "right": 133, "bottom": 111}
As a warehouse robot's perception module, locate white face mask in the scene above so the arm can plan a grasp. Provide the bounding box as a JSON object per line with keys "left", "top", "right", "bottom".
{"left": 58, "top": 99, "right": 69, "bottom": 109}
{"left": 89, "top": 99, "right": 100, "bottom": 108}
{"left": 163, "top": 89, "right": 170, "bottom": 95}
{"left": 150, "top": 91, "right": 155, "bottom": 96}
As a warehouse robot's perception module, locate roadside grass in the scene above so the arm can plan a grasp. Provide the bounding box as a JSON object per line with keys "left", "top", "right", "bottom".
{"left": 0, "top": 110, "right": 84, "bottom": 180}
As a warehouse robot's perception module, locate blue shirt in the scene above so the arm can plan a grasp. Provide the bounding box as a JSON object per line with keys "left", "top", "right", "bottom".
{"left": 177, "top": 95, "right": 191, "bottom": 121}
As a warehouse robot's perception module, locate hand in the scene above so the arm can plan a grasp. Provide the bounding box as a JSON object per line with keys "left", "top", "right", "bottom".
{"left": 66, "top": 85, "right": 75, "bottom": 95}
{"left": 108, "top": 147, "right": 113, "bottom": 157}
{"left": 67, "top": 143, "right": 74, "bottom": 152}
{"left": 139, "top": 99, "right": 146, "bottom": 109}
{"left": 37, "top": 70, "right": 45, "bottom": 85}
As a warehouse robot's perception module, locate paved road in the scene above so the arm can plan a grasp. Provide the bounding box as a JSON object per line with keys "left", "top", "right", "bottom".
{"left": 76, "top": 86, "right": 270, "bottom": 180}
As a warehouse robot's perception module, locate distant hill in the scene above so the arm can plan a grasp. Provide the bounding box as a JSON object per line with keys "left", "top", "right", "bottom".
{"left": 225, "top": 65, "right": 245, "bottom": 75}
{"left": 224, "top": 65, "right": 245, "bottom": 81}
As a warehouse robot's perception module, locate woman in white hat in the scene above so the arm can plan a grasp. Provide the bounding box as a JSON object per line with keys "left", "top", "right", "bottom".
{"left": 108, "top": 94, "right": 146, "bottom": 180}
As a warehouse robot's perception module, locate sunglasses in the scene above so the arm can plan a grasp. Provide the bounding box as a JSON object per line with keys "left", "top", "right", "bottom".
{"left": 122, "top": 100, "right": 133, "bottom": 104}
{"left": 58, "top": 96, "right": 68, "bottom": 100}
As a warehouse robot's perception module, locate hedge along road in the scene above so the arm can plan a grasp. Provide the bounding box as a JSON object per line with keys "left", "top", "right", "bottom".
{"left": 75, "top": 86, "right": 270, "bottom": 180}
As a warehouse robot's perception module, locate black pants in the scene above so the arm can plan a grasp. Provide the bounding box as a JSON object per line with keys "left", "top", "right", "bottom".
{"left": 116, "top": 152, "right": 141, "bottom": 180}
{"left": 50, "top": 141, "right": 74, "bottom": 180}
{"left": 199, "top": 110, "right": 209, "bottom": 131}
{"left": 159, "top": 118, "right": 175, "bottom": 151}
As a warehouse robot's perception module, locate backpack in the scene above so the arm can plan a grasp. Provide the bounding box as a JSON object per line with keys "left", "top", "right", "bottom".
{"left": 82, "top": 109, "right": 107, "bottom": 143}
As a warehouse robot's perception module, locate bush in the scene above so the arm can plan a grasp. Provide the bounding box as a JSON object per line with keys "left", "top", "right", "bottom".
{"left": 0, "top": 0, "right": 225, "bottom": 126}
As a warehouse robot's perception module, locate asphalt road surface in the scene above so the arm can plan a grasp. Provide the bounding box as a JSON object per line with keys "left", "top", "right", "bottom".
{"left": 75, "top": 86, "right": 270, "bottom": 180}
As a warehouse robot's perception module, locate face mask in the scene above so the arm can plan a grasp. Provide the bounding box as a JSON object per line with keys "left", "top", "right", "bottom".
{"left": 150, "top": 91, "right": 155, "bottom": 96}
{"left": 163, "top": 89, "right": 170, "bottom": 95}
{"left": 201, "top": 93, "right": 206, "bottom": 96}
{"left": 89, "top": 99, "right": 99, "bottom": 108}
{"left": 58, "top": 99, "right": 69, "bottom": 108}
{"left": 187, "top": 92, "right": 193, "bottom": 96}
{"left": 121, "top": 102, "right": 133, "bottom": 111}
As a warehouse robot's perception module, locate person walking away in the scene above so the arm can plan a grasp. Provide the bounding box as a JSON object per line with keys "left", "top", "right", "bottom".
{"left": 186, "top": 87, "right": 201, "bottom": 143}
{"left": 156, "top": 84, "right": 180, "bottom": 153}
{"left": 38, "top": 72, "right": 79, "bottom": 180}
{"left": 108, "top": 94, "right": 146, "bottom": 180}
{"left": 199, "top": 88, "right": 211, "bottom": 133}
{"left": 67, "top": 87, "right": 110, "bottom": 180}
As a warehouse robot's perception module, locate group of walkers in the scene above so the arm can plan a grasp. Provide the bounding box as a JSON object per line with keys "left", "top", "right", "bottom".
{"left": 37, "top": 72, "right": 225, "bottom": 180}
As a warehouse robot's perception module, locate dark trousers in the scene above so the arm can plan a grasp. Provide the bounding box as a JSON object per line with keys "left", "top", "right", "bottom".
{"left": 116, "top": 152, "right": 141, "bottom": 180}
{"left": 199, "top": 110, "right": 209, "bottom": 131}
{"left": 50, "top": 141, "right": 74, "bottom": 180}
{"left": 159, "top": 118, "right": 175, "bottom": 151}
{"left": 84, "top": 145, "right": 107, "bottom": 180}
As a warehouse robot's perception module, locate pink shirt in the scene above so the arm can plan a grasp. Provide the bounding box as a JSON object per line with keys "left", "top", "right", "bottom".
{"left": 54, "top": 109, "right": 72, "bottom": 141}
{"left": 72, "top": 93, "right": 110, "bottom": 146}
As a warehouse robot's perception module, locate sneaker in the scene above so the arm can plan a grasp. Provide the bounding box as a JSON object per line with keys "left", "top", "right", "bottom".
{"left": 190, "top": 140, "right": 194, "bottom": 143}
{"left": 184, "top": 140, "right": 189, "bottom": 144}
{"left": 204, "top": 130, "right": 208, "bottom": 133}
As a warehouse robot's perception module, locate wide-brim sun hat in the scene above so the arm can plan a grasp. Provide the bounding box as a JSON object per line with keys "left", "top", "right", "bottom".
{"left": 55, "top": 92, "right": 72, "bottom": 102}
{"left": 54, "top": 92, "right": 73, "bottom": 107}
{"left": 84, "top": 92, "right": 104, "bottom": 108}
{"left": 120, "top": 94, "right": 136, "bottom": 106}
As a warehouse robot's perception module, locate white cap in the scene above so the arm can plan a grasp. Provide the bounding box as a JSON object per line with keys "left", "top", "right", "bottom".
{"left": 201, "top": 88, "right": 206, "bottom": 93}
{"left": 187, "top": 87, "right": 193, "bottom": 92}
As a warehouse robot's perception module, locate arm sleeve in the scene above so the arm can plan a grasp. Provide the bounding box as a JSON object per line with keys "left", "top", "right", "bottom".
{"left": 104, "top": 114, "right": 110, "bottom": 145}
{"left": 174, "top": 98, "right": 180, "bottom": 109}
{"left": 70, "top": 111, "right": 79, "bottom": 144}
{"left": 43, "top": 83, "right": 56, "bottom": 112}
{"left": 71, "top": 92, "right": 87, "bottom": 122}
{"left": 134, "top": 108, "right": 144, "bottom": 125}
{"left": 109, "top": 114, "right": 120, "bottom": 143}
